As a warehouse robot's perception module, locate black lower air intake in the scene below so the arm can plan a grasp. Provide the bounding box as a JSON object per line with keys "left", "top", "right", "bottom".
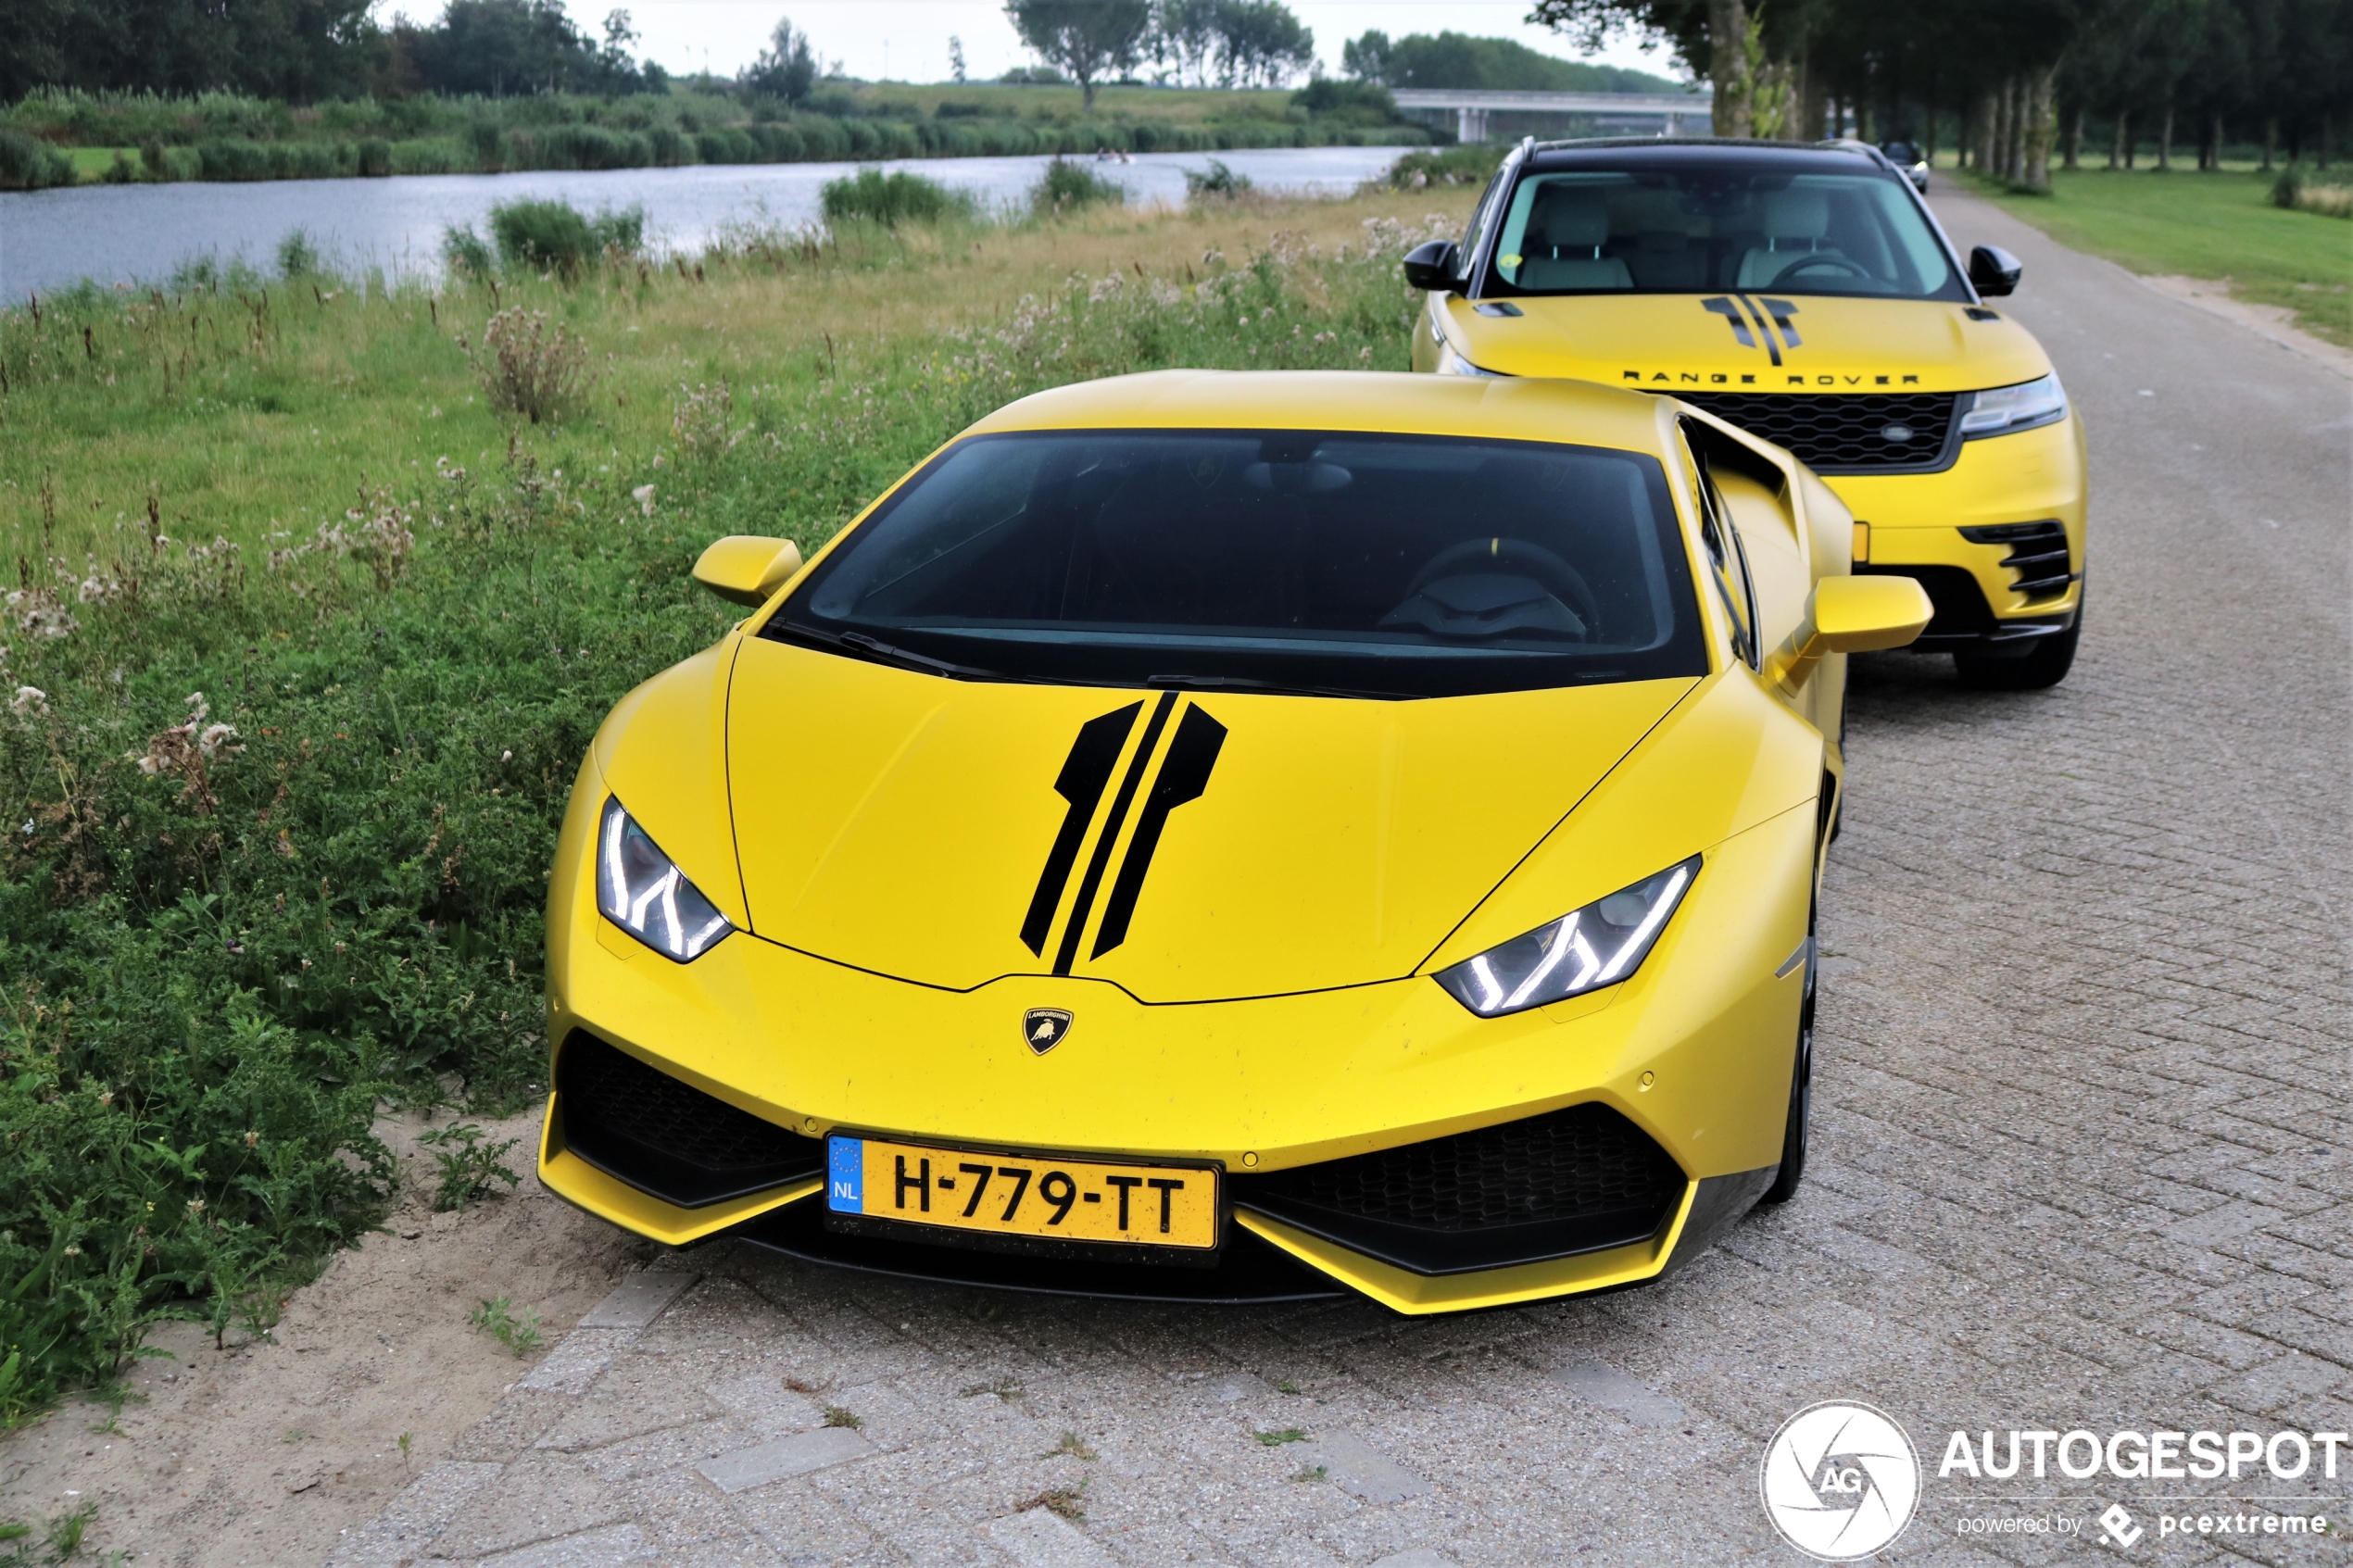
{"left": 1959, "top": 520, "right": 2074, "bottom": 601}
{"left": 1233, "top": 1102, "right": 1686, "bottom": 1276}
{"left": 556, "top": 1032, "right": 823, "bottom": 1208}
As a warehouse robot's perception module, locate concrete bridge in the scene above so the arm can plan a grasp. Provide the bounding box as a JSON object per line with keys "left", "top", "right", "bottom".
{"left": 1388, "top": 89, "right": 1713, "bottom": 144}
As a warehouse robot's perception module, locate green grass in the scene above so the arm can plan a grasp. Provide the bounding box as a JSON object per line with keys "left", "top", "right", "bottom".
{"left": 1960, "top": 166, "right": 2352, "bottom": 348}
{"left": 0, "top": 185, "right": 1472, "bottom": 1426}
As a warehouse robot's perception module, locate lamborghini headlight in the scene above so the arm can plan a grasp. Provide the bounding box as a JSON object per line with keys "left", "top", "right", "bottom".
{"left": 596, "top": 797, "right": 732, "bottom": 961}
{"left": 1958, "top": 371, "right": 2067, "bottom": 437}
{"left": 1434, "top": 857, "right": 1699, "bottom": 1017}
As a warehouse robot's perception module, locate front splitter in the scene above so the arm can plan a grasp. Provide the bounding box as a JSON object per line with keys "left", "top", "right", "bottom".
{"left": 732, "top": 1196, "right": 1346, "bottom": 1305}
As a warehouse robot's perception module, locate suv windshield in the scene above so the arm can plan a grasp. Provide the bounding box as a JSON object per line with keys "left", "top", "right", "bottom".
{"left": 1485, "top": 161, "right": 1963, "bottom": 299}
{"left": 766, "top": 430, "right": 1706, "bottom": 699}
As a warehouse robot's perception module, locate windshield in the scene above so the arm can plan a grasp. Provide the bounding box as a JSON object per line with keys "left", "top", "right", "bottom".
{"left": 1485, "top": 165, "right": 1964, "bottom": 300}
{"left": 766, "top": 430, "right": 1707, "bottom": 699}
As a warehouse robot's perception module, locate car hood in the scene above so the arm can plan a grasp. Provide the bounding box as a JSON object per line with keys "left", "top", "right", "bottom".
{"left": 724, "top": 636, "right": 1697, "bottom": 1002}
{"left": 1441, "top": 293, "right": 2051, "bottom": 394}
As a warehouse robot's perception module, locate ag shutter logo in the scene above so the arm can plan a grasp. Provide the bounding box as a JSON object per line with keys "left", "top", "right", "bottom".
{"left": 1022, "top": 693, "right": 1226, "bottom": 975}
{"left": 1760, "top": 1400, "right": 1921, "bottom": 1561}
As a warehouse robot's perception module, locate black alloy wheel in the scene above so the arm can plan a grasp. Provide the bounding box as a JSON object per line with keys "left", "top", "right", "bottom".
{"left": 1758, "top": 909, "right": 1817, "bottom": 1205}
{"left": 1955, "top": 582, "right": 2083, "bottom": 691}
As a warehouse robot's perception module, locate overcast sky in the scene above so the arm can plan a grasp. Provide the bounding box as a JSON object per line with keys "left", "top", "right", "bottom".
{"left": 507, "top": 0, "right": 1692, "bottom": 87}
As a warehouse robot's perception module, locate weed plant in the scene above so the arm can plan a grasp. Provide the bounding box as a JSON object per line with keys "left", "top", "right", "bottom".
{"left": 1388, "top": 144, "right": 1506, "bottom": 189}
{"left": 1031, "top": 157, "right": 1125, "bottom": 218}
{"left": 417, "top": 1123, "right": 522, "bottom": 1210}
{"left": 0, "top": 189, "right": 1468, "bottom": 1424}
{"left": 486, "top": 200, "right": 646, "bottom": 275}
{"left": 1184, "top": 158, "right": 1254, "bottom": 201}
{"left": 0, "top": 129, "right": 75, "bottom": 191}
{"left": 820, "top": 168, "right": 976, "bottom": 228}
{"left": 470, "top": 308, "right": 594, "bottom": 423}
{"left": 468, "top": 1296, "right": 541, "bottom": 1355}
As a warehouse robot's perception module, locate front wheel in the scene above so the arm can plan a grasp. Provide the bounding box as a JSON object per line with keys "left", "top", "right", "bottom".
{"left": 1758, "top": 913, "right": 1816, "bottom": 1205}
{"left": 1956, "top": 588, "right": 2082, "bottom": 691}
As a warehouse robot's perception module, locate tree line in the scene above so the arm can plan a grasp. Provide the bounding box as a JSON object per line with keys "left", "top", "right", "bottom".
{"left": 2, "top": 0, "right": 667, "bottom": 104}
{"left": 1002, "top": 0, "right": 1318, "bottom": 107}
{"left": 1529, "top": 0, "right": 2352, "bottom": 181}
{"left": 3, "top": 0, "right": 1339, "bottom": 111}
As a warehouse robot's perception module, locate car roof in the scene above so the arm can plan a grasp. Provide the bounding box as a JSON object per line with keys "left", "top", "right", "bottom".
{"left": 963, "top": 370, "right": 1671, "bottom": 455}
{"left": 1519, "top": 138, "right": 1894, "bottom": 175}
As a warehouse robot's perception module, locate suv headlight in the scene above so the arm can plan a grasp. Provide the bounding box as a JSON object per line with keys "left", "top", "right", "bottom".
{"left": 1434, "top": 857, "right": 1699, "bottom": 1018}
{"left": 1958, "top": 372, "right": 2067, "bottom": 437}
{"left": 597, "top": 797, "right": 733, "bottom": 961}
{"left": 1434, "top": 336, "right": 1504, "bottom": 378}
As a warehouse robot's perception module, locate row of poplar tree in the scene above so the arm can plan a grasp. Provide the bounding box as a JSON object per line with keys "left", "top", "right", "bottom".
{"left": 1527, "top": 0, "right": 2351, "bottom": 182}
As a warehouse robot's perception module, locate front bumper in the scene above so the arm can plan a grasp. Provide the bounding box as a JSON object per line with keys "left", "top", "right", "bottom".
{"left": 539, "top": 762, "right": 1816, "bottom": 1314}
{"left": 1829, "top": 415, "right": 2088, "bottom": 651}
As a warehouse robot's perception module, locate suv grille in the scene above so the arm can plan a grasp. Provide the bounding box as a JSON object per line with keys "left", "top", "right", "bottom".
{"left": 1960, "top": 520, "right": 2072, "bottom": 601}
{"left": 1234, "top": 1102, "right": 1685, "bottom": 1276}
{"left": 557, "top": 1032, "right": 823, "bottom": 1208}
{"left": 1674, "top": 391, "right": 1959, "bottom": 474}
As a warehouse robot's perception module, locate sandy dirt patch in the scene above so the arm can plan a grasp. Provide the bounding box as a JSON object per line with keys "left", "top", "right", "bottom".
{"left": 0, "top": 1102, "right": 649, "bottom": 1567}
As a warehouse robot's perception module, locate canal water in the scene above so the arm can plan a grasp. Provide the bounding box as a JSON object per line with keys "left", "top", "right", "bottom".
{"left": 0, "top": 144, "right": 1415, "bottom": 299}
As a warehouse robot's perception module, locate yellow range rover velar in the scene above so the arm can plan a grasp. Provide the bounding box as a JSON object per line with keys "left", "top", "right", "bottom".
{"left": 1405, "top": 138, "right": 2087, "bottom": 691}
{"left": 538, "top": 370, "right": 1936, "bottom": 1315}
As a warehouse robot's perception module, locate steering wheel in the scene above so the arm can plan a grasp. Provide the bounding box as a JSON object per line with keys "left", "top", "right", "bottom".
{"left": 1407, "top": 537, "right": 1601, "bottom": 629}
{"left": 1767, "top": 254, "right": 1872, "bottom": 287}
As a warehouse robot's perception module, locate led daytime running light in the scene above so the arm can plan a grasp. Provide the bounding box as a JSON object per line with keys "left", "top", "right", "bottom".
{"left": 596, "top": 797, "right": 732, "bottom": 962}
{"left": 1435, "top": 857, "right": 1699, "bottom": 1018}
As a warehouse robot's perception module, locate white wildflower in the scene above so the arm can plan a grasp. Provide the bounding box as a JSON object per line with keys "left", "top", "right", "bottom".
{"left": 632, "top": 483, "right": 657, "bottom": 516}
{"left": 10, "top": 684, "right": 46, "bottom": 717}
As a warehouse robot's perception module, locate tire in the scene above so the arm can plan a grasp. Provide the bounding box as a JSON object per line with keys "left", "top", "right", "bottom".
{"left": 1758, "top": 912, "right": 1816, "bottom": 1205}
{"left": 1955, "top": 589, "right": 2082, "bottom": 691}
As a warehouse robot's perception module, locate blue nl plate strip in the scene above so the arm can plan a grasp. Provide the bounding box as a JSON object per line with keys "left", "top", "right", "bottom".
{"left": 827, "top": 1137, "right": 863, "bottom": 1212}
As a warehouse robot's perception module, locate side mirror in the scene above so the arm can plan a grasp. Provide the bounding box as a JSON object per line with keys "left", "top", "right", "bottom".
{"left": 1969, "top": 244, "right": 2022, "bottom": 297}
{"left": 1811, "top": 574, "right": 1933, "bottom": 652}
{"left": 693, "top": 534, "right": 804, "bottom": 608}
{"left": 1768, "top": 574, "right": 1933, "bottom": 688}
{"left": 1402, "top": 239, "right": 1460, "bottom": 291}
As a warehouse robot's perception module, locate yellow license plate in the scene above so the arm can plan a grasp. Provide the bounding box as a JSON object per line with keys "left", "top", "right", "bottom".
{"left": 825, "top": 1135, "right": 1219, "bottom": 1250}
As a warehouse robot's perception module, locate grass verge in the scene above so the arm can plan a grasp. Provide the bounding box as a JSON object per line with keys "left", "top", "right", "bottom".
{"left": 0, "top": 183, "right": 1473, "bottom": 1425}
{"left": 1956, "top": 167, "right": 2352, "bottom": 349}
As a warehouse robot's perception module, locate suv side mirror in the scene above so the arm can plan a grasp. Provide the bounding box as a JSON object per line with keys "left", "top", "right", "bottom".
{"left": 1402, "top": 239, "right": 1460, "bottom": 291}
{"left": 693, "top": 534, "right": 804, "bottom": 608}
{"left": 1969, "top": 244, "right": 2022, "bottom": 297}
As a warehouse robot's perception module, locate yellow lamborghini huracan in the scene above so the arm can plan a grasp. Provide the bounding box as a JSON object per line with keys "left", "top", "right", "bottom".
{"left": 1404, "top": 138, "right": 2087, "bottom": 690}
{"left": 537, "top": 370, "right": 1931, "bottom": 1314}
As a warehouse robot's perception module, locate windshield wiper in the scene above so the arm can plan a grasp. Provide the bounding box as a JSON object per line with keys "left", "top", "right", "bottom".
{"left": 778, "top": 623, "right": 1012, "bottom": 683}
{"left": 1144, "top": 672, "right": 1413, "bottom": 702}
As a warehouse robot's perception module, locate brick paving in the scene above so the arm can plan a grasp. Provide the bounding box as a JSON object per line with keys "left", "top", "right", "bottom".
{"left": 334, "top": 189, "right": 2351, "bottom": 1567}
